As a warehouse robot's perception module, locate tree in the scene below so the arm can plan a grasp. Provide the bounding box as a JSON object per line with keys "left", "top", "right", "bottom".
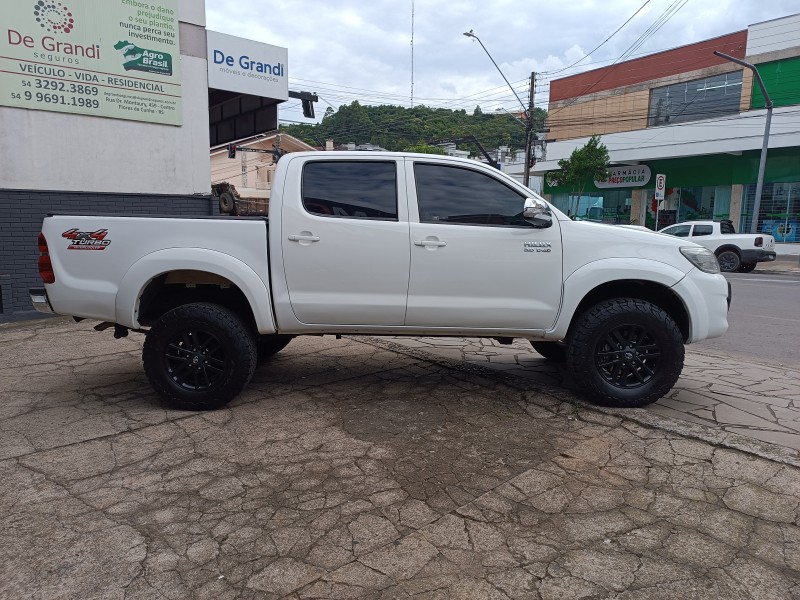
{"left": 550, "top": 135, "right": 609, "bottom": 218}
{"left": 403, "top": 143, "right": 446, "bottom": 155}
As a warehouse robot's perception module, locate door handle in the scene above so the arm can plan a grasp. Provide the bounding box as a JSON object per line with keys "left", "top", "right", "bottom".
{"left": 288, "top": 234, "right": 320, "bottom": 242}
{"left": 414, "top": 240, "right": 446, "bottom": 247}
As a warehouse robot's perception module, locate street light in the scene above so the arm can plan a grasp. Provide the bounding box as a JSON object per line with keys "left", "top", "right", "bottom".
{"left": 463, "top": 30, "right": 535, "bottom": 187}
{"left": 714, "top": 51, "right": 773, "bottom": 235}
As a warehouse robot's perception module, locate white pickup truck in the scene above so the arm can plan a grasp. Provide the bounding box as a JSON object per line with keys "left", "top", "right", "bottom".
{"left": 31, "top": 152, "right": 730, "bottom": 411}
{"left": 659, "top": 219, "right": 776, "bottom": 273}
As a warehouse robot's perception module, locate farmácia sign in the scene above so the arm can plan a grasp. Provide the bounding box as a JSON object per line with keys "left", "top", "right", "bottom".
{"left": 595, "top": 165, "right": 651, "bottom": 189}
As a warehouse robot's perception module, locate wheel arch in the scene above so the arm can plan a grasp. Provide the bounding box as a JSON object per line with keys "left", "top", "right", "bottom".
{"left": 714, "top": 244, "right": 741, "bottom": 257}
{"left": 115, "top": 248, "right": 276, "bottom": 334}
{"left": 548, "top": 259, "right": 691, "bottom": 342}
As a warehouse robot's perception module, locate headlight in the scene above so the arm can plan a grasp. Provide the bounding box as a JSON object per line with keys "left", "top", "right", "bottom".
{"left": 680, "top": 246, "right": 720, "bottom": 274}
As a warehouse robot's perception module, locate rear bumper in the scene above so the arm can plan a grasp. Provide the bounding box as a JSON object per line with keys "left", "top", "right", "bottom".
{"left": 29, "top": 287, "right": 54, "bottom": 314}
{"left": 741, "top": 249, "right": 777, "bottom": 263}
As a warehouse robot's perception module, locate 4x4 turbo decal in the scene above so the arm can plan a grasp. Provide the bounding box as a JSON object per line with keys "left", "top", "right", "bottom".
{"left": 62, "top": 228, "right": 110, "bottom": 250}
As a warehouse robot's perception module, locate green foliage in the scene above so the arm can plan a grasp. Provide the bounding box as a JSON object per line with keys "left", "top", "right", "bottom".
{"left": 279, "top": 101, "right": 548, "bottom": 157}
{"left": 403, "top": 144, "right": 446, "bottom": 155}
{"left": 550, "top": 135, "right": 609, "bottom": 217}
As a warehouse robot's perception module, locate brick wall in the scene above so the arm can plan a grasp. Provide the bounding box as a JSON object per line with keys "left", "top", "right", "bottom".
{"left": 0, "top": 189, "right": 215, "bottom": 320}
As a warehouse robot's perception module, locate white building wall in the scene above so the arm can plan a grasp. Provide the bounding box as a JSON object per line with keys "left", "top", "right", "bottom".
{"left": 746, "top": 13, "right": 800, "bottom": 56}
{"left": 0, "top": 0, "right": 210, "bottom": 195}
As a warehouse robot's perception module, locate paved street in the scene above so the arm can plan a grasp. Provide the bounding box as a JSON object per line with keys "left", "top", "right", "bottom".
{"left": 694, "top": 268, "right": 800, "bottom": 366}
{"left": 2, "top": 317, "right": 800, "bottom": 599}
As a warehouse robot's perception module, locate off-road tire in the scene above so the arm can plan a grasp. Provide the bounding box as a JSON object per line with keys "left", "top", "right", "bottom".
{"left": 530, "top": 340, "right": 567, "bottom": 362}
{"left": 737, "top": 262, "right": 756, "bottom": 273}
{"left": 218, "top": 191, "right": 235, "bottom": 214}
{"left": 716, "top": 249, "right": 741, "bottom": 272}
{"left": 143, "top": 302, "right": 257, "bottom": 411}
{"left": 566, "top": 298, "right": 684, "bottom": 408}
{"left": 257, "top": 334, "right": 294, "bottom": 362}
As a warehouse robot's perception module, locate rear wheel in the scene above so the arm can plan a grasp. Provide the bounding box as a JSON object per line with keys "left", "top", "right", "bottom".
{"left": 566, "top": 298, "right": 684, "bottom": 408}
{"left": 737, "top": 262, "right": 756, "bottom": 273}
{"left": 530, "top": 340, "right": 567, "bottom": 362}
{"left": 716, "top": 249, "right": 741, "bottom": 272}
{"left": 143, "top": 302, "right": 257, "bottom": 410}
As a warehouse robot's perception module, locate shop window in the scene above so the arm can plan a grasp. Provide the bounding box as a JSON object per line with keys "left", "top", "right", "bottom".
{"left": 742, "top": 182, "right": 800, "bottom": 240}
{"left": 648, "top": 71, "right": 742, "bottom": 127}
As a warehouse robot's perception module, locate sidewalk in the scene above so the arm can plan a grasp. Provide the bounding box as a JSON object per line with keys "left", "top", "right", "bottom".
{"left": 377, "top": 337, "right": 800, "bottom": 462}
{"left": 2, "top": 319, "right": 800, "bottom": 598}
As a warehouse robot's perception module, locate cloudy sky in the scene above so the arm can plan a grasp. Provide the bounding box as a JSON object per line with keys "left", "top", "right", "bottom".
{"left": 205, "top": 0, "right": 799, "bottom": 122}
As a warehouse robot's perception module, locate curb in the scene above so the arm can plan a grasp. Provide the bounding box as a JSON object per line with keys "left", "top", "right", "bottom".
{"left": 355, "top": 336, "right": 800, "bottom": 470}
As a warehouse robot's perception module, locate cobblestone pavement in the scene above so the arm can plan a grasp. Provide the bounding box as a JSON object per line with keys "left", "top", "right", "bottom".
{"left": 1, "top": 317, "right": 800, "bottom": 599}
{"left": 381, "top": 337, "right": 800, "bottom": 457}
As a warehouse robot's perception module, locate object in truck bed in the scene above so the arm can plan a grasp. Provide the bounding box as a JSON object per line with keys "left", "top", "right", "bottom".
{"left": 211, "top": 183, "right": 268, "bottom": 216}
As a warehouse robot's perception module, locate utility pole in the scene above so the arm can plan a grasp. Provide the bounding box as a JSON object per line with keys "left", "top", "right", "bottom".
{"left": 523, "top": 72, "right": 535, "bottom": 188}
{"left": 714, "top": 51, "right": 773, "bottom": 234}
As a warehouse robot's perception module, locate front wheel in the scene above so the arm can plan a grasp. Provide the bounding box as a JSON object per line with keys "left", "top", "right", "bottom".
{"left": 566, "top": 298, "right": 684, "bottom": 408}
{"left": 142, "top": 302, "right": 257, "bottom": 410}
{"left": 716, "top": 250, "right": 741, "bottom": 272}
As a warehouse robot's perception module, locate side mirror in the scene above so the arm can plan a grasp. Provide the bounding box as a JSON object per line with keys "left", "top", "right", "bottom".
{"left": 523, "top": 197, "right": 553, "bottom": 228}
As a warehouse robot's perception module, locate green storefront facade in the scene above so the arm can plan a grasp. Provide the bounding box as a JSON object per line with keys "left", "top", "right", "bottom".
{"left": 544, "top": 147, "right": 800, "bottom": 242}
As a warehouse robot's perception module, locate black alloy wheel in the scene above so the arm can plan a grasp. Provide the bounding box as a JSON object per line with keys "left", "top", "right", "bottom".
{"left": 164, "top": 329, "right": 226, "bottom": 391}
{"left": 143, "top": 302, "right": 257, "bottom": 410}
{"left": 594, "top": 324, "right": 661, "bottom": 389}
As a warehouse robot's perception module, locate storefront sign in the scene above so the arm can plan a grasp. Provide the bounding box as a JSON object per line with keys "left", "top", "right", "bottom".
{"left": 595, "top": 165, "right": 651, "bottom": 189}
{"left": 1, "top": 0, "right": 182, "bottom": 125}
{"left": 207, "top": 30, "right": 288, "bottom": 100}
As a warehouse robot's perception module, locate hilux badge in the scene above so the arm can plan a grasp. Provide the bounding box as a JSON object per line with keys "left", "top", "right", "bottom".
{"left": 524, "top": 241, "right": 552, "bottom": 253}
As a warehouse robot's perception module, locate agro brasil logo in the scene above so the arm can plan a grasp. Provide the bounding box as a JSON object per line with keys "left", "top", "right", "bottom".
{"left": 33, "top": 1, "right": 74, "bottom": 34}
{"left": 114, "top": 40, "right": 173, "bottom": 76}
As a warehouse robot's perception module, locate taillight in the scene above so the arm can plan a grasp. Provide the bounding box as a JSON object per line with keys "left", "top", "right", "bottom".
{"left": 754, "top": 236, "right": 763, "bottom": 247}
{"left": 37, "top": 233, "right": 55, "bottom": 284}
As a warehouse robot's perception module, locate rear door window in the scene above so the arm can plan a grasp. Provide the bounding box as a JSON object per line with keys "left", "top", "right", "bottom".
{"left": 301, "top": 161, "right": 398, "bottom": 220}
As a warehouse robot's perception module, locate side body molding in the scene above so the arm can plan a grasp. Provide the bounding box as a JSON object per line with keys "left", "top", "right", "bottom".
{"left": 115, "top": 248, "right": 276, "bottom": 334}
{"left": 545, "top": 258, "right": 689, "bottom": 340}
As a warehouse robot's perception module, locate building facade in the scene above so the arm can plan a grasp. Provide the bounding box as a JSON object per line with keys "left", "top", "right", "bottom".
{"left": 535, "top": 13, "right": 800, "bottom": 241}
{"left": 0, "top": 0, "right": 291, "bottom": 320}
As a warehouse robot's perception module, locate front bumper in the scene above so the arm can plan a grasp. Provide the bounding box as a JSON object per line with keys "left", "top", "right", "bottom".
{"left": 29, "top": 287, "right": 54, "bottom": 314}
{"left": 741, "top": 248, "right": 777, "bottom": 263}
{"left": 672, "top": 270, "right": 730, "bottom": 343}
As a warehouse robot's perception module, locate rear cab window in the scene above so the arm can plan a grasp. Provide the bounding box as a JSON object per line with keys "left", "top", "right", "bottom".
{"left": 661, "top": 224, "right": 691, "bottom": 237}
{"left": 301, "top": 161, "right": 398, "bottom": 220}
{"left": 692, "top": 225, "right": 713, "bottom": 237}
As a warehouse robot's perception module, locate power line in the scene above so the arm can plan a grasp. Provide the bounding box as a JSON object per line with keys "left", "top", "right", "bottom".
{"left": 541, "top": 0, "right": 653, "bottom": 76}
